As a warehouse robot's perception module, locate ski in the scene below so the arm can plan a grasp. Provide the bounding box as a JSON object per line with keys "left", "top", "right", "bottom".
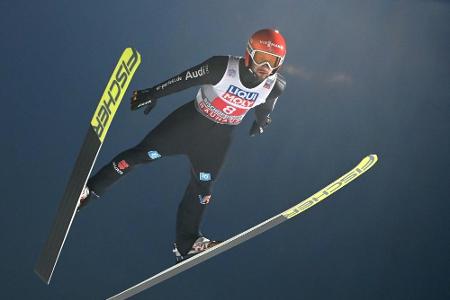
{"left": 107, "top": 154, "right": 379, "bottom": 300}
{"left": 35, "top": 48, "right": 141, "bottom": 284}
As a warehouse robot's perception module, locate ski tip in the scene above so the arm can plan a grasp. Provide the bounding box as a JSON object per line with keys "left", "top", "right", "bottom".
{"left": 359, "top": 154, "right": 379, "bottom": 171}
{"left": 351, "top": 155, "right": 379, "bottom": 175}
{"left": 368, "top": 154, "right": 379, "bottom": 161}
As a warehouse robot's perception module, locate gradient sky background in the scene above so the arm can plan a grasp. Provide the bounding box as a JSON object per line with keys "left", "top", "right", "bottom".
{"left": 2, "top": 0, "right": 449, "bottom": 299}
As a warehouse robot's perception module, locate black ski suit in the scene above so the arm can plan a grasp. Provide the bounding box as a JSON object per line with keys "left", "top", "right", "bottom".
{"left": 87, "top": 56, "right": 286, "bottom": 255}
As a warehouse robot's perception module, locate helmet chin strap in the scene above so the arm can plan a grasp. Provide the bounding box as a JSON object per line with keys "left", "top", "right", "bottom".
{"left": 250, "top": 66, "right": 267, "bottom": 81}
{"left": 242, "top": 59, "right": 275, "bottom": 85}
{"left": 247, "top": 64, "right": 258, "bottom": 77}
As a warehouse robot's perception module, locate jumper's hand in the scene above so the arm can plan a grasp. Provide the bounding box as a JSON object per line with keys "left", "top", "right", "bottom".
{"left": 249, "top": 116, "right": 272, "bottom": 137}
{"left": 249, "top": 121, "right": 263, "bottom": 137}
{"left": 131, "top": 90, "right": 158, "bottom": 114}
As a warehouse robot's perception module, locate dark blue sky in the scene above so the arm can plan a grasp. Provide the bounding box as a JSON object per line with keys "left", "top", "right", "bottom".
{"left": 2, "top": 1, "right": 449, "bottom": 299}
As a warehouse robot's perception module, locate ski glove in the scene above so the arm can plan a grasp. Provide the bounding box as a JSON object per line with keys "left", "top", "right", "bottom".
{"left": 249, "top": 115, "right": 272, "bottom": 137}
{"left": 131, "top": 90, "right": 158, "bottom": 115}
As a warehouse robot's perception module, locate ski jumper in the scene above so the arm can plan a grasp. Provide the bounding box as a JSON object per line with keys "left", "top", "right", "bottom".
{"left": 87, "top": 56, "right": 286, "bottom": 255}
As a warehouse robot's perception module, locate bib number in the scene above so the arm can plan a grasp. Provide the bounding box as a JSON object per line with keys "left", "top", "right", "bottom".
{"left": 223, "top": 106, "right": 237, "bottom": 115}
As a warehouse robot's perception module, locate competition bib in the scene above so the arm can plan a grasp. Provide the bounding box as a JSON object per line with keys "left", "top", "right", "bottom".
{"left": 195, "top": 56, "right": 277, "bottom": 125}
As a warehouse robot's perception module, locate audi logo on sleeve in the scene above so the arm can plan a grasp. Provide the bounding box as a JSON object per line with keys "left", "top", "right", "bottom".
{"left": 195, "top": 56, "right": 277, "bottom": 125}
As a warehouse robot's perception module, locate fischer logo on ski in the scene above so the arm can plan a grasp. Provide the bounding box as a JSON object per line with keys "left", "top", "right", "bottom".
{"left": 91, "top": 48, "right": 140, "bottom": 142}
{"left": 282, "top": 155, "right": 378, "bottom": 219}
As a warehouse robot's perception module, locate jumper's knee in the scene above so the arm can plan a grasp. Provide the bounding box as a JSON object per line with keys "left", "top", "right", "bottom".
{"left": 147, "top": 150, "right": 162, "bottom": 160}
{"left": 111, "top": 148, "right": 163, "bottom": 176}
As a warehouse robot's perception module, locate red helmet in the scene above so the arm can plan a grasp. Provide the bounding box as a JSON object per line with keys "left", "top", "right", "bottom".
{"left": 245, "top": 28, "right": 287, "bottom": 72}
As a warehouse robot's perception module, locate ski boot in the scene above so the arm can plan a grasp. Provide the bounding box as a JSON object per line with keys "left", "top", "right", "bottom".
{"left": 173, "top": 236, "right": 221, "bottom": 263}
{"left": 77, "top": 186, "right": 98, "bottom": 212}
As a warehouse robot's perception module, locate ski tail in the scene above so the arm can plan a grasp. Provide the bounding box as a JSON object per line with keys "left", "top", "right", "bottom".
{"left": 106, "top": 154, "right": 378, "bottom": 300}
{"left": 34, "top": 48, "right": 141, "bottom": 284}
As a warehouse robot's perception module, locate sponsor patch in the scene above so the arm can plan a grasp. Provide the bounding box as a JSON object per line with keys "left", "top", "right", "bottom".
{"left": 259, "top": 40, "right": 284, "bottom": 50}
{"left": 264, "top": 78, "right": 274, "bottom": 89}
{"left": 113, "top": 162, "right": 124, "bottom": 175}
{"left": 148, "top": 150, "right": 162, "bottom": 160}
{"left": 225, "top": 85, "right": 258, "bottom": 102}
{"left": 185, "top": 65, "right": 209, "bottom": 80}
{"left": 197, "top": 100, "right": 242, "bottom": 124}
{"left": 227, "top": 69, "right": 236, "bottom": 77}
{"left": 199, "top": 172, "right": 211, "bottom": 182}
{"left": 156, "top": 76, "right": 183, "bottom": 91}
{"left": 118, "top": 160, "right": 129, "bottom": 170}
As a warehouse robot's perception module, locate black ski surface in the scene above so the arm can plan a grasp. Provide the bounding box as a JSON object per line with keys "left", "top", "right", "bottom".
{"left": 35, "top": 48, "right": 141, "bottom": 284}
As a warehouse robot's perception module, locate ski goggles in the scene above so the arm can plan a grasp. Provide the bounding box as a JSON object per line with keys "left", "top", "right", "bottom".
{"left": 247, "top": 44, "right": 284, "bottom": 69}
